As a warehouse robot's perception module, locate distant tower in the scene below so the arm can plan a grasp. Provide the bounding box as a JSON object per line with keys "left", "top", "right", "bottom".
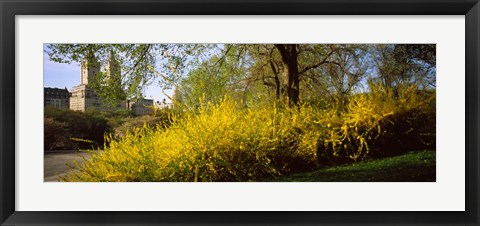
{"left": 70, "top": 54, "right": 103, "bottom": 111}
{"left": 80, "top": 57, "right": 100, "bottom": 85}
{"left": 69, "top": 52, "right": 141, "bottom": 113}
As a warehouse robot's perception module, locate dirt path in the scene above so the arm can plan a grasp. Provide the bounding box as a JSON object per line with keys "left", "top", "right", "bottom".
{"left": 44, "top": 150, "right": 95, "bottom": 182}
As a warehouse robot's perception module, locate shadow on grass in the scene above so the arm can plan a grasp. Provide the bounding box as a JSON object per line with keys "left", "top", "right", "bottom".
{"left": 266, "top": 150, "right": 436, "bottom": 182}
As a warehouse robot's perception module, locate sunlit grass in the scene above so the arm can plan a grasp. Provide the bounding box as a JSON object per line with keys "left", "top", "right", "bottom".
{"left": 265, "top": 150, "right": 435, "bottom": 182}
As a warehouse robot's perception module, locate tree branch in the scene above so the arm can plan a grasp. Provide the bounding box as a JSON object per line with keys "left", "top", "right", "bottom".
{"left": 299, "top": 49, "right": 336, "bottom": 75}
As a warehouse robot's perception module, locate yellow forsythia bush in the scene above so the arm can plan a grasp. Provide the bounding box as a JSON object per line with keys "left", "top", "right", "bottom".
{"left": 317, "top": 82, "right": 435, "bottom": 164}
{"left": 63, "top": 98, "right": 322, "bottom": 182}
{"left": 63, "top": 83, "right": 435, "bottom": 182}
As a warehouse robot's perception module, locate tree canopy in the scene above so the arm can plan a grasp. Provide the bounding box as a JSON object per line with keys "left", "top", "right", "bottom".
{"left": 46, "top": 43, "right": 436, "bottom": 108}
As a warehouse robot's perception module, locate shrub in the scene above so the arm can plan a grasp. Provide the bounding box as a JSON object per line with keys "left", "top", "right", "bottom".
{"left": 95, "top": 109, "right": 136, "bottom": 129}
{"left": 316, "top": 82, "right": 435, "bottom": 164}
{"left": 44, "top": 107, "right": 112, "bottom": 149}
{"left": 114, "top": 115, "right": 172, "bottom": 138}
{"left": 44, "top": 118, "right": 70, "bottom": 150}
{"left": 63, "top": 98, "right": 321, "bottom": 182}
{"left": 63, "top": 84, "right": 435, "bottom": 181}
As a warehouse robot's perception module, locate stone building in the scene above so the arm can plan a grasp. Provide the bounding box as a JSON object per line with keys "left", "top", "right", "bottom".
{"left": 154, "top": 99, "right": 173, "bottom": 109}
{"left": 70, "top": 54, "right": 127, "bottom": 112}
{"left": 70, "top": 57, "right": 102, "bottom": 111}
{"left": 128, "top": 99, "right": 154, "bottom": 116}
{"left": 69, "top": 85, "right": 104, "bottom": 111}
{"left": 44, "top": 87, "right": 70, "bottom": 109}
{"left": 69, "top": 53, "right": 153, "bottom": 115}
{"left": 80, "top": 57, "right": 100, "bottom": 85}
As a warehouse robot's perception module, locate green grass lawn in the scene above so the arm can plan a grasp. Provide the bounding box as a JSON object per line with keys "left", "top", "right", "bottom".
{"left": 265, "top": 150, "right": 436, "bottom": 182}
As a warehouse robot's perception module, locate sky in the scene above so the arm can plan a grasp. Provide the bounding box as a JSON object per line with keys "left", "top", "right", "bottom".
{"left": 43, "top": 49, "right": 172, "bottom": 103}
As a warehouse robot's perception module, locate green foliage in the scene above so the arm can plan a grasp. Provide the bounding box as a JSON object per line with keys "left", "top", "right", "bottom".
{"left": 114, "top": 114, "right": 172, "bottom": 138}
{"left": 98, "top": 109, "right": 135, "bottom": 128}
{"left": 44, "top": 107, "right": 112, "bottom": 150}
{"left": 46, "top": 44, "right": 215, "bottom": 104}
{"left": 372, "top": 44, "right": 436, "bottom": 90}
{"left": 47, "top": 44, "right": 436, "bottom": 110}
{"left": 174, "top": 49, "right": 249, "bottom": 111}
{"left": 44, "top": 118, "right": 69, "bottom": 150}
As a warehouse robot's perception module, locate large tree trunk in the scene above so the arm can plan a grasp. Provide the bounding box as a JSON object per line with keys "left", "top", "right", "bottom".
{"left": 275, "top": 44, "right": 300, "bottom": 105}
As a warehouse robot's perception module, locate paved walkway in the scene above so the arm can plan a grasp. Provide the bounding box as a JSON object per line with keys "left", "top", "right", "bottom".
{"left": 44, "top": 150, "right": 95, "bottom": 182}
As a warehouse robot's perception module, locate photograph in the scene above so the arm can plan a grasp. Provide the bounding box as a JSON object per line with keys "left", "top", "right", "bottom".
{"left": 2, "top": 0, "right": 478, "bottom": 224}
{"left": 43, "top": 43, "right": 436, "bottom": 182}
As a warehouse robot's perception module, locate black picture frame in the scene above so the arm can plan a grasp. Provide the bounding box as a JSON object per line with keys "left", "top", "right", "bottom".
{"left": 1, "top": 0, "right": 479, "bottom": 225}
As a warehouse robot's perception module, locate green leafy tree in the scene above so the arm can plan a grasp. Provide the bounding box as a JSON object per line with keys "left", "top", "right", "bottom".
{"left": 47, "top": 44, "right": 434, "bottom": 108}
{"left": 46, "top": 44, "right": 207, "bottom": 104}
{"left": 373, "top": 44, "right": 436, "bottom": 92}
{"left": 174, "top": 47, "right": 249, "bottom": 110}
